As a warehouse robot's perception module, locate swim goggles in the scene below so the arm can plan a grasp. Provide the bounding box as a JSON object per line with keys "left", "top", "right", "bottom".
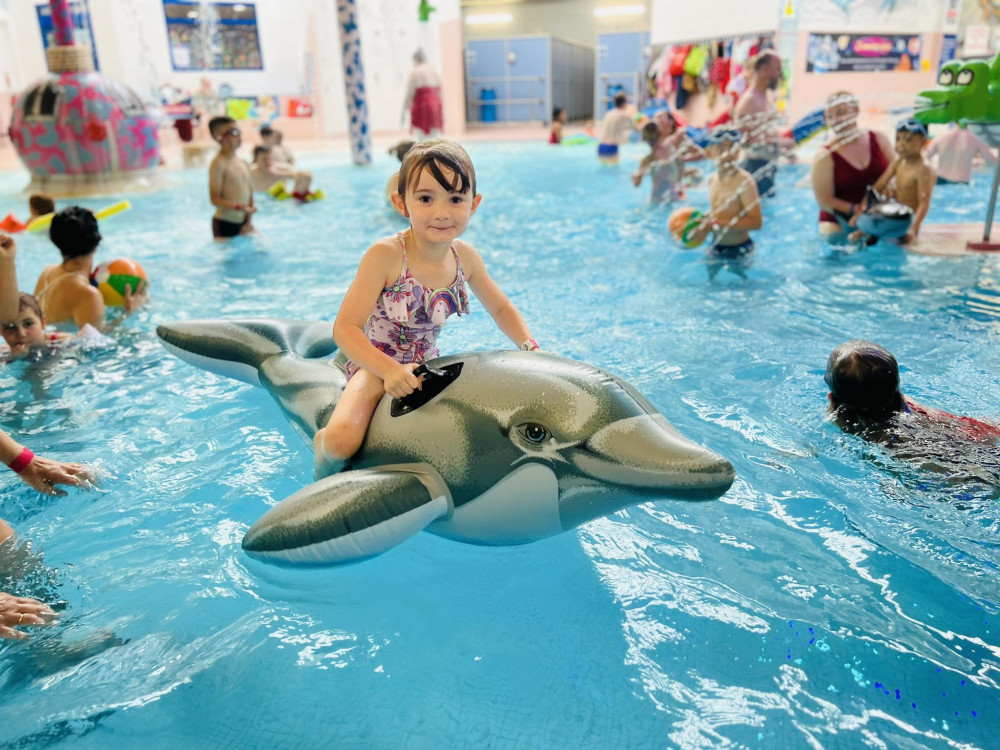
{"left": 225, "top": 127, "right": 241, "bottom": 138}
{"left": 895, "top": 118, "right": 929, "bottom": 137}
{"left": 707, "top": 128, "right": 742, "bottom": 144}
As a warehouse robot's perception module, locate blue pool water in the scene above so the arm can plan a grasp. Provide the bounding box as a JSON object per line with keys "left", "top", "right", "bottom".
{"left": 1, "top": 142, "right": 999, "bottom": 748}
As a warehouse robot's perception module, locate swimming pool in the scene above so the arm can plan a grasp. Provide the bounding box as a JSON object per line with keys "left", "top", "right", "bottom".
{"left": 1, "top": 141, "right": 998, "bottom": 748}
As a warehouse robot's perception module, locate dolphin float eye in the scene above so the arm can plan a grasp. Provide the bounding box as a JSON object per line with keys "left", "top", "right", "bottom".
{"left": 518, "top": 423, "right": 550, "bottom": 444}
{"left": 957, "top": 69, "right": 974, "bottom": 86}
{"left": 938, "top": 69, "right": 954, "bottom": 85}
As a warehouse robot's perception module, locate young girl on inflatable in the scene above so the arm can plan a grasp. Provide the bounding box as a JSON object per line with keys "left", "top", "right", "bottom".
{"left": 314, "top": 139, "right": 540, "bottom": 476}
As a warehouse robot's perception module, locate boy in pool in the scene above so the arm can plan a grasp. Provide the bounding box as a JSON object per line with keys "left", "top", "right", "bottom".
{"left": 313, "top": 139, "right": 540, "bottom": 478}
{"left": 33, "top": 208, "right": 147, "bottom": 331}
{"left": 250, "top": 146, "right": 319, "bottom": 202}
{"left": 597, "top": 93, "right": 638, "bottom": 165}
{"left": 867, "top": 118, "right": 935, "bottom": 244}
{"left": 1, "top": 293, "right": 71, "bottom": 361}
{"left": 208, "top": 116, "right": 256, "bottom": 240}
{"left": 260, "top": 125, "right": 294, "bottom": 165}
{"left": 689, "top": 128, "right": 762, "bottom": 256}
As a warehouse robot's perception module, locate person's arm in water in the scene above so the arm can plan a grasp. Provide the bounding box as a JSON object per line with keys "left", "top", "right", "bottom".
{"left": 333, "top": 242, "right": 423, "bottom": 397}
{"left": 971, "top": 132, "right": 998, "bottom": 167}
{"left": 907, "top": 164, "right": 935, "bottom": 240}
{"left": 632, "top": 153, "right": 654, "bottom": 186}
{"left": 0, "top": 235, "right": 17, "bottom": 322}
{"left": 0, "top": 427, "right": 96, "bottom": 496}
{"left": 872, "top": 158, "right": 899, "bottom": 197}
{"left": 811, "top": 148, "right": 863, "bottom": 219}
{"left": 458, "top": 241, "right": 537, "bottom": 349}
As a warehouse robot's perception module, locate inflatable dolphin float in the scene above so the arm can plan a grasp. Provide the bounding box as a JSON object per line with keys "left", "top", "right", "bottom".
{"left": 836, "top": 187, "right": 914, "bottom": 243}
{"left": 157, "top": 319, "right": 735, "bottom": 567}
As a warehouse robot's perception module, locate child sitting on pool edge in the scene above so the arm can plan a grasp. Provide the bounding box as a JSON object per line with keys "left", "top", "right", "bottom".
{"left": 313, "top": 138, "right": 541, "bottom": 477}
{"left": 689, "top": 128, "right": 763, "bottom": 256}
{"left": 33, "top": 208, "right": 148, "bottom": 331}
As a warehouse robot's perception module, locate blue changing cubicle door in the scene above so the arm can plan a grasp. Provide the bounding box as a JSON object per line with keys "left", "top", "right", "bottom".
{"left": 466, "top": 39, "right": 508, "bottom": 122}
{"left": 596, "top": 31, "right": 650, "bottom": 113}
{"left": 506, "top": 37, "right": 548, "bottom": 122}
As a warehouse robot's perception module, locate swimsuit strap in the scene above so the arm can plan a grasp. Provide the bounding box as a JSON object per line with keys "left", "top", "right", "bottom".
{"left": 395, "top": 231, "right": 411, "bottom": 285}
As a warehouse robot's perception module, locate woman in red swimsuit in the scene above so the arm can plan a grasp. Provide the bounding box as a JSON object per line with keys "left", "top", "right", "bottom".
{"left": 811, "top": 92, "right": 895, "bottom": 238}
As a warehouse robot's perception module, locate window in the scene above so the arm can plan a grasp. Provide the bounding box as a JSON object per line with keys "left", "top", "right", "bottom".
{"left": 163, "top": 1, "right": 263, "bottom": 71}
{"left": 35, "top": 1, "right": 100, "bottom": 72}
{"left": 21, "top": 81, "right": 63, "bottom": 120}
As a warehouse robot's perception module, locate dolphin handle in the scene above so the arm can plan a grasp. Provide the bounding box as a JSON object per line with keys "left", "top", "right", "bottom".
{"left": 391, "top": 362, "right": 464, "bottom": 417}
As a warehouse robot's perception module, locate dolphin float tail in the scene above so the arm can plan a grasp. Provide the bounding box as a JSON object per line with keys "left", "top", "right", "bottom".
{"left": 243, "top": 464, "right": 452, "bottom": 566}
{"left": 156, "top": 319, "right": 337, "bottom": 386}
{"left": 157, "top": 318, "right": 345, "bottom": 440}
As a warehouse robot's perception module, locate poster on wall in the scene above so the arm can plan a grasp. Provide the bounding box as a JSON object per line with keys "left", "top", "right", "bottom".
{"left": 806, "top": 33, "right": 925, "bottom": 73}
{"left": 798, "top": 0, "right": 943, "bottom": 34}
{"left": 36, "top": 1, "right": 99, "bottom": 72}
{"left": 163, "top": 1, "right": 263, "bottom": 71}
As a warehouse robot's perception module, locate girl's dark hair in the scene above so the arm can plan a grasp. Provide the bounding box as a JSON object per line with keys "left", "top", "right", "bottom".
{"left": 397, "top": 138, "right": 476, "bottom": 197}
{"left": 552, "top": 107, "right": 564, "bottom": 121}
{"left": 49, "top": 206, "right": 102, "bottom": 260}
{"left": 825, "top": 340, "right": 906, "bottom": 418}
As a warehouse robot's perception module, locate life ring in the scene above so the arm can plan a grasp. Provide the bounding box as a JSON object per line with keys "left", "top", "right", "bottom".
{"left": 157, "top": 318, "right": 735, "bottom": 567}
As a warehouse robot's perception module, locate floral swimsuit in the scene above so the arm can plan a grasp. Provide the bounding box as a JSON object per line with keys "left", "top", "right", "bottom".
{"left": 345, "top": 232, "right": 470, "bottom": 381}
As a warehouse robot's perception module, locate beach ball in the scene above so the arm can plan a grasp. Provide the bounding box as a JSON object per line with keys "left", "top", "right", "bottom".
{"left": 668, "top": 207, "right": 705, "bottom": 249}
{"left": 90, "top": 258, "right": 147, "bottom": 306}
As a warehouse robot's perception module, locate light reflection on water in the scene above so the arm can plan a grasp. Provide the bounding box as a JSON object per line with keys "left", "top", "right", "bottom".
{"left": 0, "top": 144, "right": 998, "bottom": 748}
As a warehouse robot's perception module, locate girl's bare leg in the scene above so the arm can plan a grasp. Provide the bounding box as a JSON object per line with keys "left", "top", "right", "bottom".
{"left": 313, "top": 369, "right": 385, "bottom": 479}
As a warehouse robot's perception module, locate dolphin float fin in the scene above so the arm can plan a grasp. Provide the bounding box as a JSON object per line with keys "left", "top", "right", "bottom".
{"left": 242, "top": 464, "right": 451, "bottom": 566}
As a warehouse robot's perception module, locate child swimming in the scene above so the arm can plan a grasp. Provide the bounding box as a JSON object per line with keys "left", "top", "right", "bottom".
{"left": 633, "top": 112, "right": 707, "bottom": 204}
{"left": 313, "top": 139, "right": 540, "bottom": 477}
{"left": 1, "top": 293, "right": 71, "bottom": 361}
{"left": 251, "top": 145, "right": 318, "bottom": 202}
{"left": 208, "top": 116, "right": 256, "bottom": 240}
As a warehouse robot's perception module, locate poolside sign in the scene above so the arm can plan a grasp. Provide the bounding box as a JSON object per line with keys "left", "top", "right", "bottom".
{"left": 806, "top": 33, "right": 923, "bottom": 73}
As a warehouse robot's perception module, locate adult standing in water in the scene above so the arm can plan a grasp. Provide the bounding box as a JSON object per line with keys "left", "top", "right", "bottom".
{"left": 811, "top": 92, "right": 894, "bottom": 238}
{"left": 733, "top": 51, "right": 785, "bottom": 198}
{"left": 402, "top": 49, "right": 443, "bottom": 139}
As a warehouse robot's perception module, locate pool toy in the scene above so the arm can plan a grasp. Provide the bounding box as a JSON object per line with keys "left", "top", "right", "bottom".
{"left": 915, "top": 54, "right": 1000, "bottom": 250}
{"left": 418, "top": 0, "right": 436, "bottom": 21}
{"left": 90, "top": 258, "right": 147, "bottom": 306}
{"left": 782, "top": 106, "right": 826, "bottom": 145}
{"left": 157, "top": 318, "right": 735, "bottom": 567}
{"left": 854, "top": 199, "right": 913, "bottom": 240}
{"left": 669, "top": 207, "right": 706, "bottom": 248}
{"left": 27, "top": 200, "right": 131, "bottom": 233}
{"left": 0, "top": 214, "right": 27, "bottom": 233}
{"left": 9, "top": 1, "right": 159, "bottom": 195}
{"left": 562, "top": 135, "right": 598, "bottom": 146}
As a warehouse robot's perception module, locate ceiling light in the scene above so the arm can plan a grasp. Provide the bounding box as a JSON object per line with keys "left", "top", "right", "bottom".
{"left": 186, "top": 10, "right": 198, "bottom": 18}
{"left": 233, "top": 3, "right": 246, "bottom": 10}
{"left": 465, "top": 13, "right": 514, "bottom": 24}
{"left": 593, "top": 5, "right": 646, "bottom": 17}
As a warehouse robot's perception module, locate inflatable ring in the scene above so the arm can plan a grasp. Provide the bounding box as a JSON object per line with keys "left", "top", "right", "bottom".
{"left": 157, "top": 319, "right": 735, "bottom": 567}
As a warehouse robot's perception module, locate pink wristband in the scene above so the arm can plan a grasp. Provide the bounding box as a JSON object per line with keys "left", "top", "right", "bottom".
{"left": 520, "top": 338, "right": 540, "bottom": 351}
{"left": 7, "top": 447, "right": 34, "bottom": 474}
